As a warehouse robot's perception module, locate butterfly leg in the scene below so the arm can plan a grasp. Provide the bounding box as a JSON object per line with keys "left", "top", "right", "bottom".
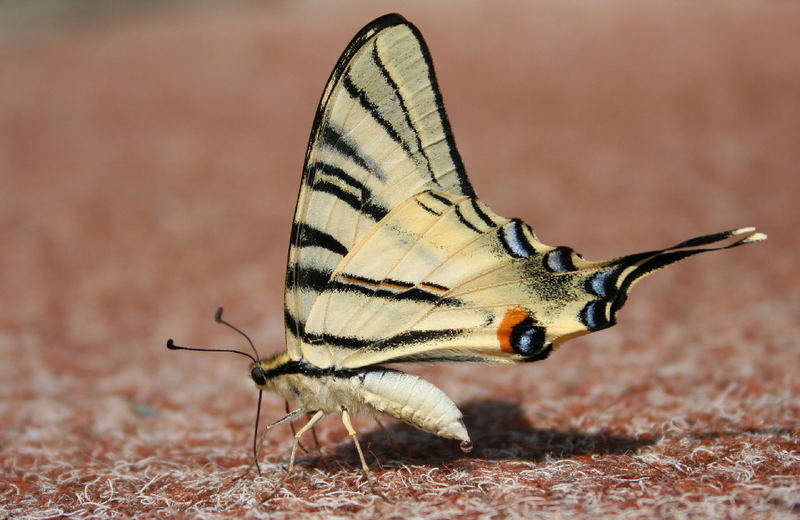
{"left": 265, "top": 410, "right": 325, "bottom": 500}
{"left": 341, "top": 407, "right": 385, "bottom": 498}
{"left": 310, "top": 420, "right": 322, "bottom": 452}
{"left": 236, "top": 407, "right": 306, "bottom": 481}
{"left": 374, "top": 417, "right": 400, "bottom": 452}
{"left": 284, "top": 400, "right": 312, "bottom": 454}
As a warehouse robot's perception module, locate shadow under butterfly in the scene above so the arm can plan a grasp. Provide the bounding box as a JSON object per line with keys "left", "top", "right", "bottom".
{"left": 167, "top": 13, "right": 766, "bottom": 498}
{"left": 328, "top": 400, "right": 658, "bottom": 464}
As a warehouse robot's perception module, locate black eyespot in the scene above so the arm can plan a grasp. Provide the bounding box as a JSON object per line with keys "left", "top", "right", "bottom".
{"left": 251, "top": 366, "right": 267, "bottom": 386}
{"left": 580, "top": 300, "right": 615, "bottom": 331}
{"left": 544, "top": 246, "right": 577, "bottom": 272}
{"left": 510, "top": 316, "right": 546, "bottom": 356}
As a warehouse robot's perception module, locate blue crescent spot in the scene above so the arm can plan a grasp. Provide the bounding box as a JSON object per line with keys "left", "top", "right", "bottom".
{"left": 590, "top": 270, "right": 615, "bottom": 298}
{"left": 503, "top": 222, "right": 533, "bottom": 258}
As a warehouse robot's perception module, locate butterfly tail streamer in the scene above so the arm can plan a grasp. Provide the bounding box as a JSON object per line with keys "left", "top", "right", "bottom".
{"left": 604, "top": 226, "right": 767, "bottom": 292}
{"left": 576, "top": 227, "right": 767, "bottom": 333}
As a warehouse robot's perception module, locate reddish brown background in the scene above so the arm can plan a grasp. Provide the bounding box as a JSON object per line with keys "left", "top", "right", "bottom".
{"left": 1, "top": 1, "right": 798, "bottom": 517}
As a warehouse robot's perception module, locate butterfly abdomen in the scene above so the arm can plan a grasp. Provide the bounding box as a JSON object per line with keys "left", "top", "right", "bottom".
{"left": 358, "top": 368, "right": 470, "bottom": 444}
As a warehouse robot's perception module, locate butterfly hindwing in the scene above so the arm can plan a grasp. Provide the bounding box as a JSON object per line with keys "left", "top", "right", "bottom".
{"left": 300, "top": 190, "right": 764, "bottom": 368}
{"left": 285, "top": 14, "right": 472, "bottom": 358}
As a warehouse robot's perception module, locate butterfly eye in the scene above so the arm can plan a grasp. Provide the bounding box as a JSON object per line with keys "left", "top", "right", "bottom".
{"left": 251, "top": 366, "right": 267, "bottom": 386}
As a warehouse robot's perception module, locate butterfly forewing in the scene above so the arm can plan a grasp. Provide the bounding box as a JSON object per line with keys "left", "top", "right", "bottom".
{"left": 285, "top": 15, "right": 473, "bottom": 357}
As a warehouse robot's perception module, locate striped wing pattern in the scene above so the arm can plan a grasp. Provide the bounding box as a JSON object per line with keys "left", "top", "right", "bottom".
{"left": 285, "top": 14, "right": 472, "bottom": 359}
{"left": 286, "top": 15, "right": 766, "bottom": 368}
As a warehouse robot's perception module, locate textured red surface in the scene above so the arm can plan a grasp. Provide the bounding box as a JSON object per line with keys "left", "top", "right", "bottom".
{"left": 1, "top": 1, "right": 798, "bottom": 517}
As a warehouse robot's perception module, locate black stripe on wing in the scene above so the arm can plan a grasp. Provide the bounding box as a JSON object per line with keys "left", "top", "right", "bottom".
{"left": 321, "top": 125, "right": 385, "bottom": 181}
{"left": 342, "top": 73, "right": 415, "bottom": 163}
{"left": 370, "top": 42, "right": 437, "bottom": 184}
{"left": 332, "top": 273, "right": 462, "bottom": 306}
{"left": 284, "top": 307, "right": 305, "bottom": 339}
{"left": 290, "top": 222, "right": 348, "bottom": 256}
{"left": 470, "top": 199, "right": 495, "bottom": 229}
{"left": 416, "top": 198, "right": 442, "bottom": 216}
{"left": 401, "top": 19, "right": 473, "bottom": 197}
{"left": 285, "top": 264, "right": 333, "bottom": 291}
{"left": 306, "top": 327, "right": 462, "bottom": 351}
{"left": 308, "top": 161, "right": 390, "bottom": 222}
{"left": 453, "top": 204, "right": 481, "bottom": 233}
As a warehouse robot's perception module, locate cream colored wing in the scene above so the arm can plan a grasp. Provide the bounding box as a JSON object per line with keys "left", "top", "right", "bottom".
{"left": 300, "top": 190, "right": 765, "bottom": 368}
{"left": 286, "top": 14, "right": 766, "bottom": 369}
{"left": 284, "top": 14, "right": 473, "bottom": 359}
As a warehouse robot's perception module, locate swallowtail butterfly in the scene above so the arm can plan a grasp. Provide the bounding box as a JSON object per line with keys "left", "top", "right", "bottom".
{"left": 168, "top": 13, "right": 766, "bottom": 495}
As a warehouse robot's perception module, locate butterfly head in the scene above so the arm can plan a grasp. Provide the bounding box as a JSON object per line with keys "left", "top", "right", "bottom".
{"left": 250, "top": 364, "right": 267, "bottom": 386}
{"left": 247, "top": 351, "right": 294, "bottom": 389}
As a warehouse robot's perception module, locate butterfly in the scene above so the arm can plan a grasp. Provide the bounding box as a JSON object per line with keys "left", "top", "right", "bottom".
{"left": 168, "top": 13, "right": 766, "bottom": 496}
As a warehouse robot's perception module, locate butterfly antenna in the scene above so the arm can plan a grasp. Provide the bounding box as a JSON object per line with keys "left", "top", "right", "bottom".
{"left": 165, "top": 308, "right": 261, "bottom": 362}
{"left": 214, "top": 307, "right": 261, "bottom": 361}
{"left": 166, "top": 339, "right": 257, "bottom": 363}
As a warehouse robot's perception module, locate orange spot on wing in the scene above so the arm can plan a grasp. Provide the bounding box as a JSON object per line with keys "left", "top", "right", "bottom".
{"left": 340, "top": 275, "right": 379, "bottom": 287}
{"left": 419, "top": 282, "right": 448, "bottom": 292}
{"left": 382, "top": 280, "right": 409, "bottom": 290}
{"left": 497, "top": 305, "right": 529, "bottom": 353}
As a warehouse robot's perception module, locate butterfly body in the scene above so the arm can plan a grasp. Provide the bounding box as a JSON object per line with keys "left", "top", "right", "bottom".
{"left": 251, "top": 356, "right": 470, "bottom": 447}
{"left": 168, "top": 13, "right": 765, "bottom": 495}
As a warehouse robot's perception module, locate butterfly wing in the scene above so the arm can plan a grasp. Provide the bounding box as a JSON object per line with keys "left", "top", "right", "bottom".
{"left": 300, "top": 190, "right": 765, "bottom": 368}
{"left": 287, "top": 14, "right": 766, "bottom": 368}
{"left": 285, "top": 14, "right": 473, "bottom": 359}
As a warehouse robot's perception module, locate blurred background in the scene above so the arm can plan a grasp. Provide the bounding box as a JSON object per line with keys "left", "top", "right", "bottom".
{"left": 1, "top": 0, "right": 798, "bottom": 515}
